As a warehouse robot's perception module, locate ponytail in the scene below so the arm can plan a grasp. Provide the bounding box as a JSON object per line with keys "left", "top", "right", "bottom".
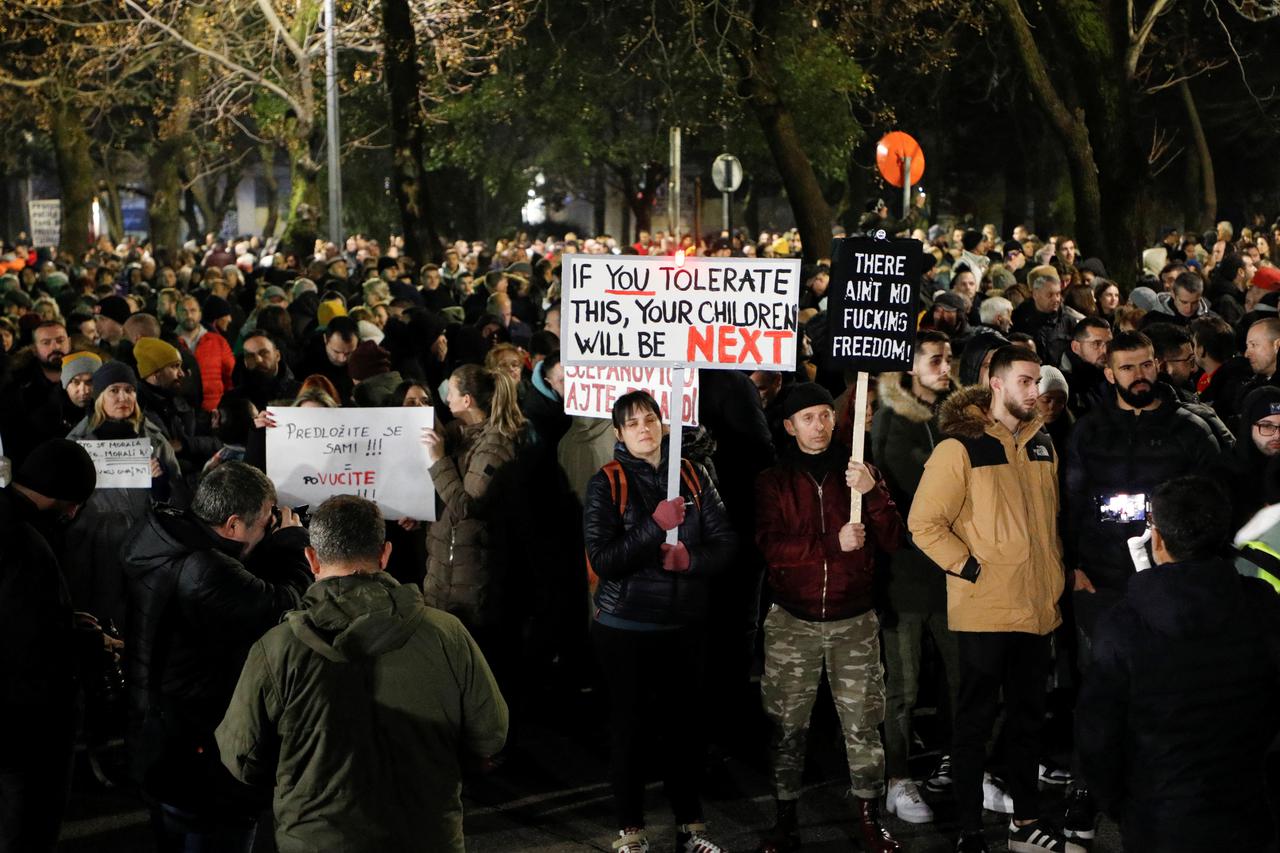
{"left": 451, "top": 363, "right": 527, "bottom": 441}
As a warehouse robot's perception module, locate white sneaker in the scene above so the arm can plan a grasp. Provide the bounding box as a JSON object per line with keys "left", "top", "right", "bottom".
{"left": 982, "top": 772, "right": 1014, "bottom": 814}
{"left": 885, "top": 778, "right": 934, "bottom": 824}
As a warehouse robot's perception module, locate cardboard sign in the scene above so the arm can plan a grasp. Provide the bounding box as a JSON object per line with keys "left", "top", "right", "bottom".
{"left": 266, "top": 407, "right": 436, "bottom": 521}
{"left": 76, "top": 438, "right": 151, "bottom": 489}
{"left": 28, "top": 199, "right": 62, "bottom": 250}
{"left": 562, "top": 364, "right": 700, "bottom": 427}
{"left": 561, "top": 255, "right": 801, "bottom": 370}
{"left": 827, "top": 236, "right": 923, "bottom": 372}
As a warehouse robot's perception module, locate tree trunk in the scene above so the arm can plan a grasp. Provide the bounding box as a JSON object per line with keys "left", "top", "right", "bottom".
{"left": 380, "top": 0, "right": 441, "bottom": 263}
{"left": 1179, "top": 78, "right": 1216, "bottom": 232}
{"left": 150, "top": 56, "right": 198, "bottom": 252}
{"left": 259, "top": 144, "right": 281, "bottom": 240}
{"left": 50, "top": 99, "right": 95, "bottom": 255}
{"left": 281, "top": 124, "right": 323, "bottom": 254}
{"left": 737, "top": 1, "right": 832, "bottom": 264}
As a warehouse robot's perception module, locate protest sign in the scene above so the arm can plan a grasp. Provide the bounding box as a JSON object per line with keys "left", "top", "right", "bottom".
{"left": 827, "top": 234, "right": 923, "bottom": 522}
{"left": 827, "top": 235, "right": 923, "bottom": 372}
{"left": 28, "top": 199, "right": 61, "bottom": 249}
{"left": 562, "top": 364, "right": 700, "bottom": 427}
{"left": 77, "top": 438, "right": 152, "bottom": 489}
{"left": 266, "top": 407, "right": 436, "bottom": 521}
{"left": 560, "top": 255, "right": 801, "bottom": 370}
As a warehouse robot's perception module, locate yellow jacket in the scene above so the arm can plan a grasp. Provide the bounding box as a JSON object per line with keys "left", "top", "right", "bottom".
{"left": 907, "top": 386, "right": 1064, "bottom": 635}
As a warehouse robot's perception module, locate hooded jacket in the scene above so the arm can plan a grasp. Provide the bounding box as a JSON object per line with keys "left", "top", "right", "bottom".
{"left": 1076, "top": 558, "right": 1280, "bottom": 851}
{"left": 120, "top": 504, "right": 311, "bottom": 805}
{"left": 755, "top": 443, "right": 901, "bottom": 621}
{"left": 584, "top": 439, "right": 736, "bottom": 625}
{"left": 215, "top": 573, "right": 508, "bottom": 853}
{"left": 1065, "top": 382, "right": 1219, "bottom": 596}
{"left": 1011, "top": 299, "right": 1075, "bottom": 368}
{"left": 871, "top": 373, "right": 948, "bottom": 613}
{"left": 907, "top": 385, "right": 1064, "bottom": 635}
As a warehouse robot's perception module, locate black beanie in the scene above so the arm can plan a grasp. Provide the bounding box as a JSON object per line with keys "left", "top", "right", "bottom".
{"left": 17, "top": 439, "right": 97, "bottom": 503}
{"left": 1242, "top": 386, "right": 1280, "bottom": 429}
{"left": 92, "top": 360, "right": 138, "bottom": 397}
{"left": 781, "top": 382, "right": 835, "bottom": 420}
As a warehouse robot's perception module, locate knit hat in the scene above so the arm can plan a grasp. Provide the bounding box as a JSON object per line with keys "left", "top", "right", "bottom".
{"left": 1252, "top": 266, "right": 1280, "bottom": 293}
{"left": 43, "top": 270, "right": 69, "bottom": 294}
{"left": 16, "top": 439, "right": 97, "bottom": 504}
{"left": 356, "top": 319, "right": 385, "bottom": 345}
{"left": 347, "top": 340, "right": 392, "bottom": 381}
{"left": 317, "top": 298, "right": 347, "bottom": 328}
{"left": 4, "top": 290, "right": 32, "bottom": 309}
{"left": 1241, "top": 386, "right": 1280, "bottom": 428}
{"left": 1078, "top": 257, "right": 1108, "bottom": 278}
{"left": 133, "top": 336, "right": 182, "bottom": 379}
{"left": 202, "top": 296, "right": 232, "bottom": 324}
{"left": 261, "top": 285, "right": 288, "bottom": 303}
{"left": 1038, "top": 365, "right": 1070, "bottom": 399}
{"left": 97, "top": 295, "right": 131, "bottom": 325}
{"left": 780, "top": 382, "right": 835, "bottom": 420}
{"left": 61, "top": 351, "right": 103, "bottom": 388}
{"left": 91, "top": 360, "right": 137, "bottom": 396}
{"left": 290, "top": 277, "right": 318, "bottom": 300}
{"left": 934, "top": 291, "right": 968, "bottom": 312}
{"left": 1128, "top": 286, "right": 1163, "bottom": 313}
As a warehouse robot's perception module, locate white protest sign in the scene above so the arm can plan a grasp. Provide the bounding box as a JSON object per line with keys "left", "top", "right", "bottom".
{"left": 265, "top": 406, "right": 436, "bottom": 521}
{"left": 28, "top": 199, "right": 62, "bottom": 250}
{"left": 563, "top": 364, "right": 700, "bottom": 427}
{"left": 560, "top": 255, "right": 801, "bottom": 370}
{"left": 76, "top": 438, "right": 152, "bottom": 489}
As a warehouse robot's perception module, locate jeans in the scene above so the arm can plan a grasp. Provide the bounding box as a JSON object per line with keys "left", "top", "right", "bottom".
{"left": 881, "top": 609, "right": 959, "bottom": 780}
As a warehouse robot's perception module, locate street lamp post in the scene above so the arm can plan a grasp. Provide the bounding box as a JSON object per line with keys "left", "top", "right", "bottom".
{"left": 325, "top": 0, "right": 343, "bottom": 245}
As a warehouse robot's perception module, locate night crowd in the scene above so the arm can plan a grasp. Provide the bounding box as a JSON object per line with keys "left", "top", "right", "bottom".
{"left": 3, "top": 211, "right": 1280, "bottom": 853}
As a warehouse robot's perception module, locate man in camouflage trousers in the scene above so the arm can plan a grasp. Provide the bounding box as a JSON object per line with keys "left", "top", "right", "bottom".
{"left": 753, "top": 382, "right": 905, "bottom": 853}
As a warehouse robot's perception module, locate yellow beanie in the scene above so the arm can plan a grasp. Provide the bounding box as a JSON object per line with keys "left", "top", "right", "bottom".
{"left": 317, "top": 299, "right": 348, "bottom": 328}
{"left": 134, "top": 336, "right": 182, "bottom": 379}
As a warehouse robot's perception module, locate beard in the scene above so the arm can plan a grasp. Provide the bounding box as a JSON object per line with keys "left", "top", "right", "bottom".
{"left": 1004, "top": 397, "right": 1037, "bottom": 422}
{"left": 181, "top": 318, "right": 199, "bottom": 332}
{"left": 1117, "top": 379, "right": 1157, "bottom": 408}
{"left": 40, "top": 351, "right": 65, "bottom": 369}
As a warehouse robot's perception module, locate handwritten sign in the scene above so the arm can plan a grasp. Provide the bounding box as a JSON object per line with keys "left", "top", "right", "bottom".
{"left": 561, "top": 255, "right": 801, "bottom": 370}
{"left": 827, "top": 236, "right": 923, "bottom": 371}
{"left": 76, "top": 438, "right": 151, "bottom": 489}
{"left": 563, "top": 364, "right": 700, "bottom": 427}
{"left": 28, "top": 199, "right": 62, "bottom": 250}
{"left": 265, "top": 407, "right": 436, "bottom": 521}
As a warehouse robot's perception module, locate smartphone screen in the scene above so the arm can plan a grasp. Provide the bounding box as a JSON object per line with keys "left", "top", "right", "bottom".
{"left": 1097, "top": 493, "right": 1147, "bottom": 523}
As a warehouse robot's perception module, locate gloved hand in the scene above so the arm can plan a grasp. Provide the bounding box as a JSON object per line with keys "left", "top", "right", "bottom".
{"left": 1128, "top": 527, "right": 1153, "bottom": 572}
{"left": 652, "top": 497, "right": 686, "bottom": 531}
{"left": 661, "top": 542, "right": 690, "bottom": 572}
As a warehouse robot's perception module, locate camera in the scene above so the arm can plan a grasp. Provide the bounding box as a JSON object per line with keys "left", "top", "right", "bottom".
{"left": 1097, "top": 492, "right": 1147, "bottom": 524}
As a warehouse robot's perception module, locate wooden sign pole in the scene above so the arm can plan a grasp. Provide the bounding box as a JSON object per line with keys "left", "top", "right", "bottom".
{"left": 848, "top": 371, "right": 869, "bottom": 524}
{"left": 665, "top": 365, "right": 687, "bottom": 545}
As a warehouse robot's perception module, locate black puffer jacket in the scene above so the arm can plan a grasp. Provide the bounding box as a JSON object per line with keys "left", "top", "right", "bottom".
{"left": 1065, "top": 383, "right": 1219, "bottom": 597}
{"left": 584, "top": 440, "right": 736, "bottom": 625}
{"left": 120, "top": 504, "right": 311, "bottom": 803}
{"left": 1077, "top": 558, "right": 1280, "bottom": 851}
{"left": 1011, "top": 299, "right": 1074, "bottom": 368}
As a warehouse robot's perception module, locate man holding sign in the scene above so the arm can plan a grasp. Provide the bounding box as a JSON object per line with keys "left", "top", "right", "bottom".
{"left": 754, "top": 383, "right": 904, "bottom": 853}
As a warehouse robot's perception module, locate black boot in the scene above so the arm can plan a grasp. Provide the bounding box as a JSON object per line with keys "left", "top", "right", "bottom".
{"left": 756, "top": 798, "right": 799, "bottom": 852}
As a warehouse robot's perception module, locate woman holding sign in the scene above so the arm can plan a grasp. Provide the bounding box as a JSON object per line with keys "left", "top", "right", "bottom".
{"left": 583, "top": 391, "right": 736, "bottom": 853}
{"left": 64, "top": 361, "right": 187, "bottom": 633}
{"left": 421, "top": 364, "right": 526, "bottom": 666}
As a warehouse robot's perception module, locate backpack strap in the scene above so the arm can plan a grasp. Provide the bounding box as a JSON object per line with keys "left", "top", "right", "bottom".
{"left": 602, "top": 460, "right": 628, "bottom": 518}
{"left": 679, "top": 458, "right": 702, "bottom": 512}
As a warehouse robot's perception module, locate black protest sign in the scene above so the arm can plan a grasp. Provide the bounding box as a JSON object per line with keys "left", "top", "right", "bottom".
{"left": 827, "top": 236, "right": 923, "bottom": 372}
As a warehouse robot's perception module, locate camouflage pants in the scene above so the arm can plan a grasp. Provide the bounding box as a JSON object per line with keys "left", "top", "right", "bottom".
{"left": 761, "top": 605, "right": 886, "bottom": 800}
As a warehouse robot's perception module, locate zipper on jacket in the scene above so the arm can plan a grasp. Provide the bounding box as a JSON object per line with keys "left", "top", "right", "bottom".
{"left": 807, "top": 472, "right": 830, "bottom": 620}
{"left": 448, "top": 528, "right": 455, "bottom": 565}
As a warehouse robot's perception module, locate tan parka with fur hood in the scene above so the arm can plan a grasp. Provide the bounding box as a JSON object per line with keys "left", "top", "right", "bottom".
{"left": 907, "top": 385, "right": 1065, "bottom": 635}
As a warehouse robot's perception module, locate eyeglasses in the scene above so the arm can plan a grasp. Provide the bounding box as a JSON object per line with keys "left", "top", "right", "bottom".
{"left": 1256, "top": 423, "right": 1280, "bottom": 437}
{"left": 1163, "top": 355, "right": 1195, "bottom": 365}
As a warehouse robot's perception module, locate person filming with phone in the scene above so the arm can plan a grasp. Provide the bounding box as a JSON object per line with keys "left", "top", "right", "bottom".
{"left": 121, "top": 462, "right": 312, "bottom": 852}
{"left": 1061, "top": 330, "right": 1222, "bottom": 840}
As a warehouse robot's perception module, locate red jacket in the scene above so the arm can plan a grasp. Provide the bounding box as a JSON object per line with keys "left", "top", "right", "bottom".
{"left": 755, "top": 450, "right": 902, "bottom": 621}
{"left": 182, "top": 329, "right": 234, "bottom": 411}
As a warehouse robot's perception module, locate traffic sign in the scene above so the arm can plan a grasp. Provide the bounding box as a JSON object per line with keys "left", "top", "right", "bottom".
{"left": 711, "top": 154, "right": 743, "bottom": 193}
{"left": 875, "top": 132, "right": 925, "bottom": 188}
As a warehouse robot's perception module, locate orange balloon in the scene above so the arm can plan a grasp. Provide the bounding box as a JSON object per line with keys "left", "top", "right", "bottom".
{"left": 875, "top": 131, "right": 925, "bottom": 188}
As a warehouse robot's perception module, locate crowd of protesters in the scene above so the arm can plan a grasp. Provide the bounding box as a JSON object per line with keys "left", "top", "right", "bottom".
{"left": 2, "top": 210, "right": 1280, "bottom": 853}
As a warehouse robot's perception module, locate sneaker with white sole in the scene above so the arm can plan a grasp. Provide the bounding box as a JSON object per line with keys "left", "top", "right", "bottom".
{"left": 924, "top": 754, "right": 952, "bottom": 793}
{"left": 613, "top": 828, "right": 649, "bottom": 853}
{"left": 1038, "top": 762, "right": 1073, "bottom": 787}
{"left": 982, "top": 772, "right": 1014, "bottom": 814}
{"left": 885, "top": 778, "right": 934, "bottom": 824}
{"left": 1007, "top": 819, "right": 1085, "bottom": 853}
{"left": 1062, "top": 786, "right": 1096, "bottom": 840}
{"left": 676, "top": 822, "right": 726, "bottom": 853}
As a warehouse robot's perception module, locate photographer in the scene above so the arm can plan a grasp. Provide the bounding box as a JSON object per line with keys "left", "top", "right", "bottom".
{"left": 121, "top": 462, "right": 312, "bottom": 852}
{"left": 1062, "top": 331, "right": 1220, "bottom": 840}
{"left": 0, "top": 440, "right": 99, "bottom": 853}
